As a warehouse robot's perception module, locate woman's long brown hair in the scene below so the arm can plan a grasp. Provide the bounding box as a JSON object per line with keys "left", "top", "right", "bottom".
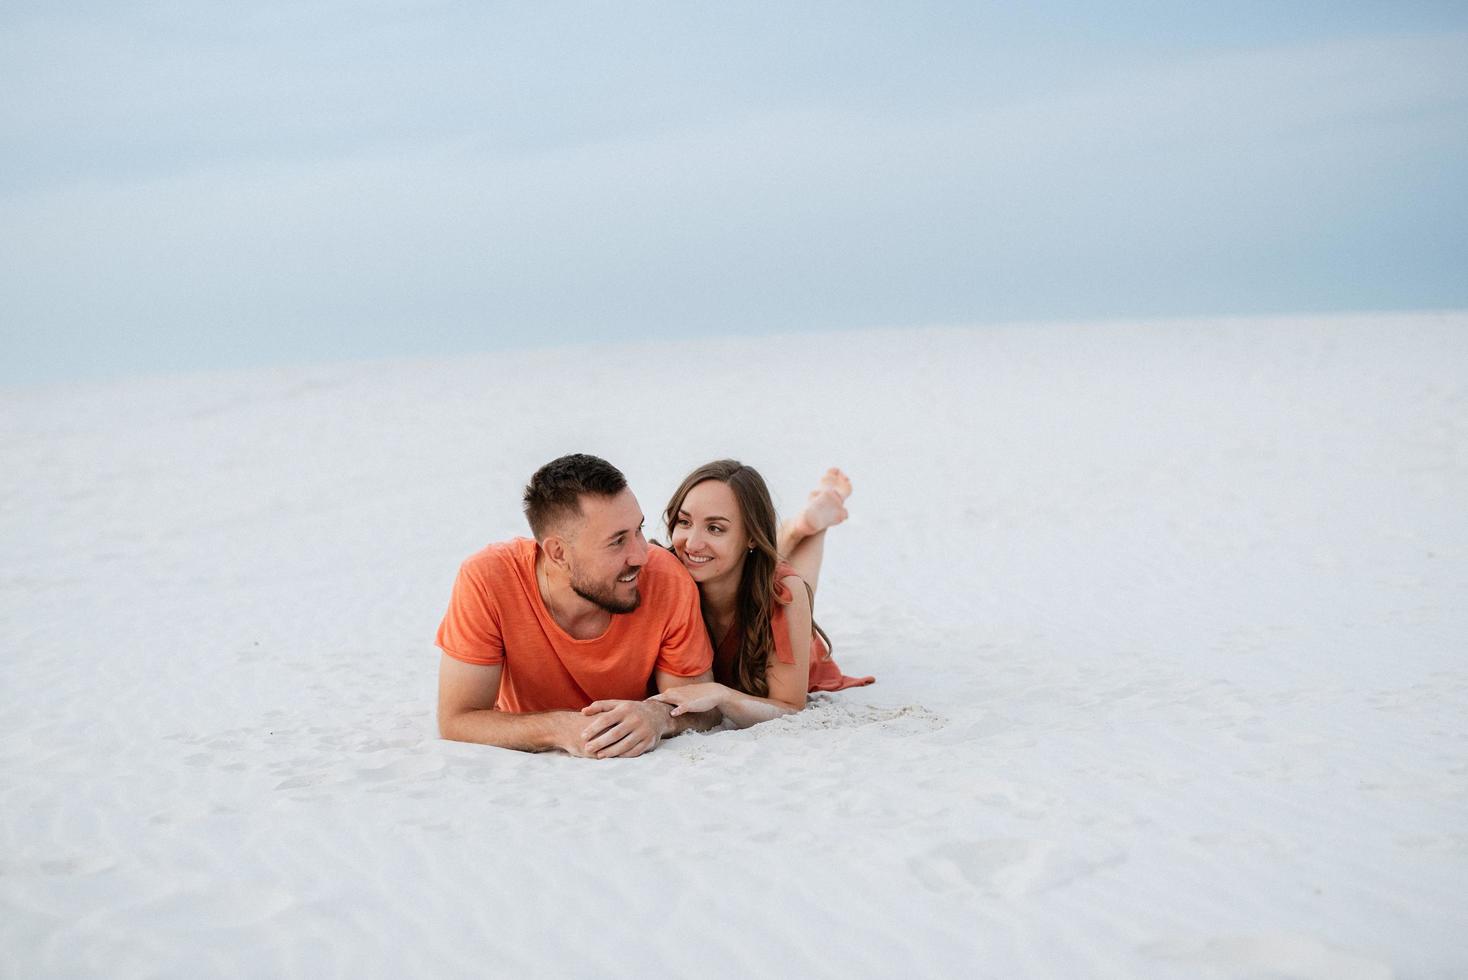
{"left": 664, "top": 459, "right": 831, "bottom": 699}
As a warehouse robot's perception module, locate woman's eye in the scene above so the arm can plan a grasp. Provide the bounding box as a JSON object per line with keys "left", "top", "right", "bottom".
{"left": 676, "top": 518, "right": 691, "bottom": 528}
{"left": 709, "top": 525, "right": 724, "bottom": 534}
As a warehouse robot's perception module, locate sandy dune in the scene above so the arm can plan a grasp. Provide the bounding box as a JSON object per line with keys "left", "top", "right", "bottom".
{"left": 2, "top": 312, "right": 1465, "bottom": 977}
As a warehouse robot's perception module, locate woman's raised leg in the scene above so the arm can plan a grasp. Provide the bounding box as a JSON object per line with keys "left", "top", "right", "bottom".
{"left": 778, "top": 468, "right": 851, "bottom": 597}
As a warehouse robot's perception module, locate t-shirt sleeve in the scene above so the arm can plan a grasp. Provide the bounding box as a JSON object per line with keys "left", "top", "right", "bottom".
{"left": 654, "top": 568, "right": 714, "bottom": 678}
{"left": 435, "top": 559, "right": 505, "bottom": 666}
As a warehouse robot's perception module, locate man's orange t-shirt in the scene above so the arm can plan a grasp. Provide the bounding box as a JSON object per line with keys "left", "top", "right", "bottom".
{"left": 436, "top": 539, "right": 713, "bottom": 713}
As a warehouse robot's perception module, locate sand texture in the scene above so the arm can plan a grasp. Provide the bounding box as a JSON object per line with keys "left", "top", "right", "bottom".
{"left": 2, "top": 312, "right": 1466, "bottom": 978}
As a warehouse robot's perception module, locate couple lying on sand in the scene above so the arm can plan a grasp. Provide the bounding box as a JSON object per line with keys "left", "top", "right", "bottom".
{"left": 436, "top": 453, "right": 874, "bottom": 758}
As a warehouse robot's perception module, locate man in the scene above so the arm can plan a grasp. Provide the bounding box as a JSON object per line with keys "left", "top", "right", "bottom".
{"left": 436, "top": 453, "right": 717, "bottom": 757}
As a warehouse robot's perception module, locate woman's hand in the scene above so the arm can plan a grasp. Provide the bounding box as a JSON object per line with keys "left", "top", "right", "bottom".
{"left": 648, "top": 682, "right": 730, "bottom": 717}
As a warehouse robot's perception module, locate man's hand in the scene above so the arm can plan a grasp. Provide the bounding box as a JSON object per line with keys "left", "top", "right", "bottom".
{"left": 647, "top": 682, "right": 729, "bottom": 717}
{"left": 578, "top": 699, "right": 675, "bottom": 759}
{"left": 540, "top": 713, "right": 596, "bottom": 758}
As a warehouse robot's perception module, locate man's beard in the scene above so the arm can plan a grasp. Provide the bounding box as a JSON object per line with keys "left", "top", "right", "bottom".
{"left": 570, "top": 567, "right": 641, "bottom": 614}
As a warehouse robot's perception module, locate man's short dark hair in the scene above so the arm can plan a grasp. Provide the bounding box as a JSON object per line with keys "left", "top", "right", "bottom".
{"left": 523, "top": 454, "right": 629, "bottom": 539}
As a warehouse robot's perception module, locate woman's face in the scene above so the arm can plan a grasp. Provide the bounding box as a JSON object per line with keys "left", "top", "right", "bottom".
{"left": 670, "top": 480, "right": 750, "bottom": 588}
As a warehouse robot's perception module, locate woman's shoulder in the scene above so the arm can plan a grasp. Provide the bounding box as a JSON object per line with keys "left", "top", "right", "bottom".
{"left": 768, "top": 566, "right": 812, "bottom": 666}
{"left": 772, "top": 563, "right": 809, "bottom": 610}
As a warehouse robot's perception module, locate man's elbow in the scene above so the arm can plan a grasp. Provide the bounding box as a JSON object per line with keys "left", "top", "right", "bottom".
{"left": 437, "top": 707, "right": 470, "bottom": 742}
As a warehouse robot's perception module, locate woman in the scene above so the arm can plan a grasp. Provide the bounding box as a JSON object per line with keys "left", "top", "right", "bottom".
{"left": 650, "top": 460, "right": 874, "bottom": 727}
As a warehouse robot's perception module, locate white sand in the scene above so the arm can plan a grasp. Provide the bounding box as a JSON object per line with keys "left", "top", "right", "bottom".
{"left": 2, "top": 312, "right": 1466, "bottom": 978}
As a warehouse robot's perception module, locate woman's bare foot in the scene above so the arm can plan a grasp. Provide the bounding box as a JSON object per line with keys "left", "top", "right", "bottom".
{"left": 792, "top": 468, "right": 852, "bottom": 537}
{"left": 816, "top": 467, "right": 852, "bottom": 501}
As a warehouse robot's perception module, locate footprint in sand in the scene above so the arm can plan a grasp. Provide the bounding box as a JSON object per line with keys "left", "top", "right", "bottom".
{"left": 908, "top": 838, "right": 1121, "bottom": 898}
{"left": 1142, "top": 932, "right": 1392, "bottom": 980}
{"left": 357, "top": 755, "right": 446, "bottom": 783}
{"left": 1, "top": 854, "right": 118, "bottom": 877}
{"left": 274, "top": 773, "right": 324, "bottom": 791}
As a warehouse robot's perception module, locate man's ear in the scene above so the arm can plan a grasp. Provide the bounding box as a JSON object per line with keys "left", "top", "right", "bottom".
{"left": 541, "top": 534, "right": 570, "bottom": 569}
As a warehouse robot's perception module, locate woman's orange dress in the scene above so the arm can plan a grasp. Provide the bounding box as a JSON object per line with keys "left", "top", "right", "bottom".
{"left": 711, "top": 562, "right": 875, "bottom": 693}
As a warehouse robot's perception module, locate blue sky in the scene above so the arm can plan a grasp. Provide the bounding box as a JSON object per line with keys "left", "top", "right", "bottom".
{"left": 2, "top": 2, "right": 1466, "bottom": 385}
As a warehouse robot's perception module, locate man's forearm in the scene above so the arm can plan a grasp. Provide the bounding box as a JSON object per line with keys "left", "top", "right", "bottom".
{"left": 439, "top": 708, "right": 579, "bottom": 754}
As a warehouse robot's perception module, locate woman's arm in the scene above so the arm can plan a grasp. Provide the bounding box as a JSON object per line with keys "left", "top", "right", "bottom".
{"left": 648, "top": 681, "right": 802, "bottom": 728}
{"left": 715, "top": 685, "right": 803, "bottom": 728}
{"left": 649, "top": 575, "right": 815, "bottom": 729}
